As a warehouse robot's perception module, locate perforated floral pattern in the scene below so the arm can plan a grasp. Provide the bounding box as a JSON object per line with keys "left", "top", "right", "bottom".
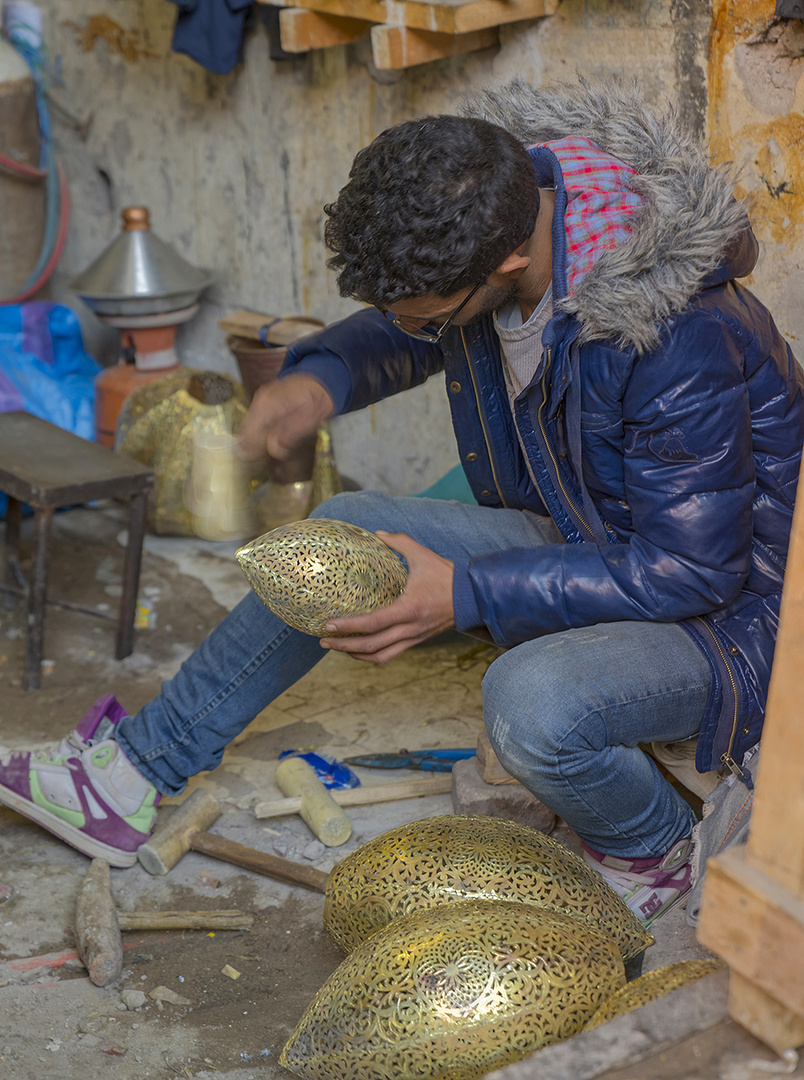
{"left": 280, "top": 899, "right": 626, "bottom": 1080}
{"left": 235, "top": 518, "right": 408, "bottom": 636}
{"left": 584, "top": 957, "right": 725, "bottom": 1030}
{"left": 323, "top": 815, "right": 654, "bottom": 961}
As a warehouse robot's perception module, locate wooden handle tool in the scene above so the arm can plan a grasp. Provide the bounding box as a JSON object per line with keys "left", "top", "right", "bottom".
{"left": 74, "top": 858, "right": 122, "bottom": 987}
{"left": 117, "top": 909, "right": 254, "bottom": 931}
{"left": 254, "top": 775, "right": 452, "bottom": 819}
{"left": 274, "top": 757, "right": 352, "bottom": 847}
{"left": 137, "top": 787, "right": 328, "bottom": 892}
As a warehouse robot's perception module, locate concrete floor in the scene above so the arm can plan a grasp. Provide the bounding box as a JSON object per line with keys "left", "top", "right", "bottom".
{"left": 0, "top": 502, "right": 735, "bottom": 1080}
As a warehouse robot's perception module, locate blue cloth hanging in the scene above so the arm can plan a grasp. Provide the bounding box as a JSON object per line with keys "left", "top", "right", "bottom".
{"left": 166, "top": 0, "right": 254, "bottom": 75}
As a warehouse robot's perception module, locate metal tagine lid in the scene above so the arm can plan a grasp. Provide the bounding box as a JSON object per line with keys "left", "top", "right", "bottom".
{"left": 70, "top": 206, "right": 214, "bottom": 317}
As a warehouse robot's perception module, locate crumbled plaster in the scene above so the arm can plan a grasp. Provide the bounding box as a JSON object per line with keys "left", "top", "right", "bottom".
{"left": 735, "top": 16, "right": 804, "bottom": 117}
{"left": 62, "top": 13, "right": 156, "bottom": 63}
{"left": 709, "top": 0, "right": 804, "bottom": 344}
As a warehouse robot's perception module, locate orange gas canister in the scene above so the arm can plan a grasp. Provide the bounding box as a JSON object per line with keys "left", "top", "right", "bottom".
{"left": 95, "top": 360, "right": 178, "bottom": 447}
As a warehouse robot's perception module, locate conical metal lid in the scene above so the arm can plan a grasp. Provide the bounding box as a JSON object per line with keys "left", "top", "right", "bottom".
{"left": 71, "top": 207, "right": 214, "bottom": 316}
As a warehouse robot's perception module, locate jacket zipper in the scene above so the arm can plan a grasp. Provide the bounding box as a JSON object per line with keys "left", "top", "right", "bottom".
{"left": 461, "top": 328, "right": 508, "bottom": 508}
{"left": 537, "top": 348, "right": 596, "bottom": 540}
{"left": 693, "top": 616, "right": 744, "bottom": 780}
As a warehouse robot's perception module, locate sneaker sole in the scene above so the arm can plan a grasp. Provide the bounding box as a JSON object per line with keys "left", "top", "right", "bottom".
{"left": 0, "top": 780, "right": 140, "bottom": 868}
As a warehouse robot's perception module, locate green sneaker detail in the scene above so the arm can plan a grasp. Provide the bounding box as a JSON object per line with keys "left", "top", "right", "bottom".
{"left": 90, "top": 745, "right": 115, "bottom": 769}
{"left": 123, "top": 783, "right": 160, "bottom": 835}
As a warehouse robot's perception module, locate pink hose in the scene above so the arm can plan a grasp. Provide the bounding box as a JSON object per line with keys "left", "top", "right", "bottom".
{"left": 0, "top": 150, "right": 47, "bottom": 179}
{"left": 2, "top": 156, "right": 70, "bottom": 304}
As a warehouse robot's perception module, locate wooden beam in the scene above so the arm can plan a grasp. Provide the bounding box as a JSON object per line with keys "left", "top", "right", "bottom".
{"left": 745, "top": 500, "right": 804, "bottom": 897}
{"left": 279, "top": 8, "right": 371, "bottom": 51}
{"left": 697, "top": 845, "right": 804, "bottom": 1024}
{"left": 371, "top": 23, "right": 497, "bottom": 68}
{"left": 258, "top": 0, "right": 554, "bottom": 34}
{"left": 415, "top": 0, "right": 558, "bottom": 35}
{"left": 729, "top": 974, "right": 804, "bottom": 1059}
{"left": 262, "top": 0, "right": 389, "bottom": 26}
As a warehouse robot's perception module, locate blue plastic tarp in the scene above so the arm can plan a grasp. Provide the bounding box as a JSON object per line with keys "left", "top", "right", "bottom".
{"left": 0, "top": 301, "right": 100, "bottom": 515}
{"left": 0, "top": 301, "right": 100, "bottom": 438}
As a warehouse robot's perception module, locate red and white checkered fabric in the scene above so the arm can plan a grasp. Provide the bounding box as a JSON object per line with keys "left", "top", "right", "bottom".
{"left": 531, "top": 136, "right": 643, "bottom": 295}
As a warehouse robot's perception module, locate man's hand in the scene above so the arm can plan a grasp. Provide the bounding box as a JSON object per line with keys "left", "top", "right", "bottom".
{"left": 238, "top": 373, "right": 335, "bottom": 463}
{"left": 320, "top": 532, "right": 456, "bottom": 664}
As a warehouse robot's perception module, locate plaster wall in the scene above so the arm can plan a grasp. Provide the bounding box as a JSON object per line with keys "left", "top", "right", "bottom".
{"left": 41, "top": 0, "right": 716, "bottom": 493}
{"left": 708, "top": 0, "right": 804, "bottom": 350}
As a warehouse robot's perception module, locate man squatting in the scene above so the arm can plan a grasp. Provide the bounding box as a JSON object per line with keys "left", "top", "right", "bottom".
{"left": 2, "top": 77, "right": 803, "bottom": 928}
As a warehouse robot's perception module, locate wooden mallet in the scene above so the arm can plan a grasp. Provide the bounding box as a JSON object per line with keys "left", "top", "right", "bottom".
{"left": 74, "top": 856, "right": 254, "bottom": 988}
{"left": 137, "top": 788, "right": 329, "bottom": 892}
{"left": 75, "top": 857, "right": 122, "bottom": 988}
{"left": 274, "top": 756, "right": 352, "bottom": 846}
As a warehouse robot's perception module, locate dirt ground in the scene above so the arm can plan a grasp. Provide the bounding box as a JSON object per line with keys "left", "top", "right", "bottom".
{"left": 0, "top": 502, "right": 714, "bottom": 1080}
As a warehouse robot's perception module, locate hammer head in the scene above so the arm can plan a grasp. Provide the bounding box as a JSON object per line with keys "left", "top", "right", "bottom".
{"left": 275, "top": 756, "right": 352, "bottom": 847}
{"left": 138, "top": 787, "right": 222, "bottom": 875}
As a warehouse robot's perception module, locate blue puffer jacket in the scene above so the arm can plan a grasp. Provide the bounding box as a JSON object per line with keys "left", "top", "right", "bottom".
{"left": 282, "top": 86, "right": 804, "bottom": 784}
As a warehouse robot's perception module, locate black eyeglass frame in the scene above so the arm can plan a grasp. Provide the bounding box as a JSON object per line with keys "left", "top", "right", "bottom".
{"left": 379, "top": 279, "right": 486, "bottom": 343}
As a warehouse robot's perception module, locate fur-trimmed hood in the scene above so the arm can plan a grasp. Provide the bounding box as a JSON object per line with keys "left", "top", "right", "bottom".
{"left": 463, "top": 78, "right": 754, "bottom": 353}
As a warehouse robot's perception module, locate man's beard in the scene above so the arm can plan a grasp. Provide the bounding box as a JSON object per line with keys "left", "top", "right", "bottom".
{"left": 463, "top": 281, "right": 519, "bottom": 325}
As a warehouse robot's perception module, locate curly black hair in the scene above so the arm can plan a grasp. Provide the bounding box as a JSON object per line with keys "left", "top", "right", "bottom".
{"left": 324, "top": 115, "right": 540, "bottom": 307}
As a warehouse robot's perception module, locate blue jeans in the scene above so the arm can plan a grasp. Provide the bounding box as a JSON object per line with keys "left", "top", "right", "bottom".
{"left": 115, "top": 491, "right": 708, "bottom": 858}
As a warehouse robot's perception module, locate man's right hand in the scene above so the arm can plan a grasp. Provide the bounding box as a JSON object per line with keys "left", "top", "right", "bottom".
{"left": 238, "top": 373, "right": 335, "bottom": 463}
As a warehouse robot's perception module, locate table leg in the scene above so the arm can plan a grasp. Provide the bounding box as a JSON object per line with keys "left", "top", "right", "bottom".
{"left": 116, "top": 491, "right": 148, "bottom": 660}
{"left": 3, "top": 496, "right": 22, "bottom": 611}
{"left": 23, "top": 506, "right": 53, "bottom": 692}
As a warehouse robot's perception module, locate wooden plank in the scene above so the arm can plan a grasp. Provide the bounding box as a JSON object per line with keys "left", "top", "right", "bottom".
{"left": 254, "top": 775, "right": 452, "bottom": 818}
{"left": 258, "top": 0, "right": 554, "bottom": 34}
{"left": 260, "top": 0, "right": 387, "bottom": 25}
{"left": 371, "top": 23, "right": 497, "bottom": 68}
{"left": 746, "top": 455, "right": 804, "bottom": 898}
{"left": 118, "top": 910, "right": 254, "bottom": 931}
{"left": 423, "top": 0, "right": 557, "bottom": 34}
{"left": 279, "top": 9, "right": 371, "bottom": 52}
{"left": 217, "top": 310, "right": 324, "bottom": 345}
{"left": 728, "top": 973, "right": 804, "bottom": 1059}
{"left": 696, "top": 844, "right": 804, "bottom": 1026}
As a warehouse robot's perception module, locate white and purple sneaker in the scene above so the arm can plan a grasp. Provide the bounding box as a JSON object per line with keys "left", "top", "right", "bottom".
{"left": 582, "top": 837, "right": 693, "bottom": 927}
{"left": 0, "top": 695, "right": 159, "bottom": 868}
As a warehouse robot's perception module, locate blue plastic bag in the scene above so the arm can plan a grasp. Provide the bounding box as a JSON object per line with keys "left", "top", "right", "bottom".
{"left": 0, "top": 302, "right": 100, "bottom": 516}
{"left": 0, "top": 301, "right": 100, "bottom": 440}
{"left": 279, "top": 750, "right": 361, "bottom": 790}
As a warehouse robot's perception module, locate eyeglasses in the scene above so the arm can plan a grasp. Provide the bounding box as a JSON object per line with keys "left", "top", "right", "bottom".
{"left": 380, "top": 280, "right": 485, "bottom": 343}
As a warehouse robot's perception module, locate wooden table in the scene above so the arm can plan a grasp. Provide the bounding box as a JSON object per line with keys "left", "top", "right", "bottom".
{"left": 0, "top": 411, "right": 154, "bottom": 690}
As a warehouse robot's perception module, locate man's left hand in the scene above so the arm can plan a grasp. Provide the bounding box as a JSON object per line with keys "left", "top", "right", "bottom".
{"left": 320, "top": 532, "right": 455, "bottom": 664}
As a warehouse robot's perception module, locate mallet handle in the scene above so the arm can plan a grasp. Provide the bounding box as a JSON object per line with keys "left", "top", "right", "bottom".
{"left": 189, "top": 830, "right": 329, "bottom": 893}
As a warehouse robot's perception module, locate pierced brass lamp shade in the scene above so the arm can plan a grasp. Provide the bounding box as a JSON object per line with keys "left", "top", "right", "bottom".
{"left": 235, "top": 518, "right": 408, "bottom": 636}
{"left": 115, "top": 369, "right": 252, "bottom": 538}
{"left": 584, "top": 957, "right": 725, "bottom": 1031}
{"left": 323, "top": 815, "right": 654, "bottom": 962}
{"left": 280, "top": 899, "right": 627, "bottom": 1080}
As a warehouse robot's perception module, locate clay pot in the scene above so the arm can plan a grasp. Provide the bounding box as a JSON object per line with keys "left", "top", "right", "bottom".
{"left": 227, "top": 333, "right": 316, "bottom": 484}
{"left": 228, "top": 334, "right": 287, "bottom": 400}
